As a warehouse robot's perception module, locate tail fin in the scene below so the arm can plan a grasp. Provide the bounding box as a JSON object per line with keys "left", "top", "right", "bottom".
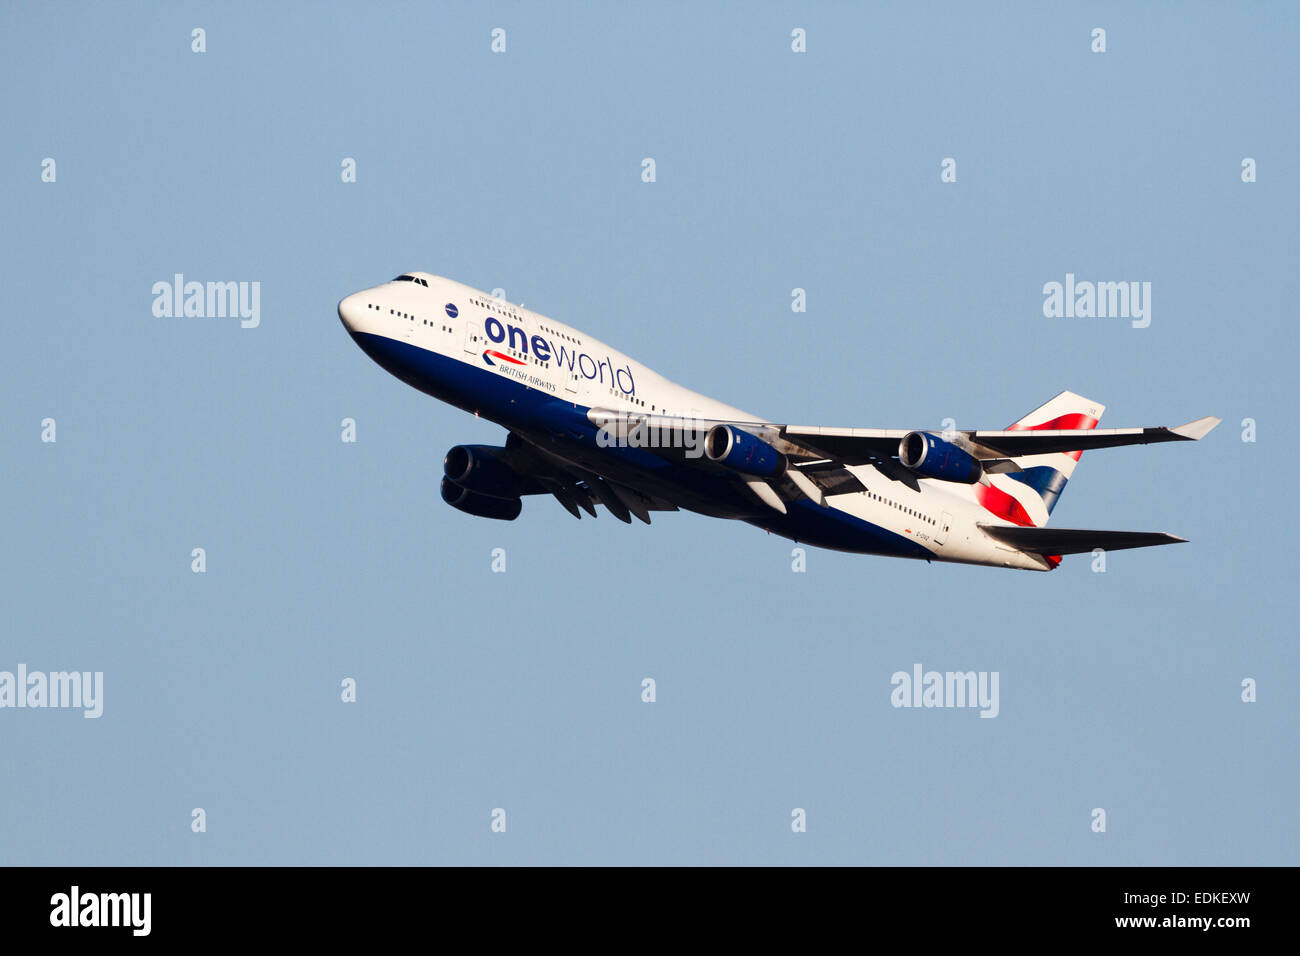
{"left": 985, "top": 391, "right": 1104, "bottom": 526}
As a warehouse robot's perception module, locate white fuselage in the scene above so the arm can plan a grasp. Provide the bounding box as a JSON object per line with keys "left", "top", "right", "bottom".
{"left": 339, "top": 273, "right": 1051, "bottom": 570}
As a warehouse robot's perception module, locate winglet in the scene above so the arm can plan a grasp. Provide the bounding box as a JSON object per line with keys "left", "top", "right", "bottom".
{"left": 1171, "top": 416, "right": 1221, "bottom": 441}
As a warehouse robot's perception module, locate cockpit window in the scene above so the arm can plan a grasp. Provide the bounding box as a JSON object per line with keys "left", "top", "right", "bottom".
{"left": 393, "top": 274, "right": 430, "bottom": 287}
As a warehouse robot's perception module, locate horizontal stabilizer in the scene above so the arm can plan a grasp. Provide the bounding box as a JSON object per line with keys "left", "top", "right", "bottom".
{"left": 980, "top": 524, "right": 1188, "bottom": 555}
{"left": 967, "top": 417, "right": 1221, "bottom": 458}
{"left": 1170, "top": 415, "right": 1222, "bottom": 441}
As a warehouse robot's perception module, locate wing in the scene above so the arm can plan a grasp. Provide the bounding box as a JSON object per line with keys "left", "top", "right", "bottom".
{"left": 582, "top": 405, "right": 1220, "bottom": 515}
{"left": 504, "top": 431, "right": 679, "bottom": 524}
{"left": 782, "top": 416, "right": 1221, "bottom": 463}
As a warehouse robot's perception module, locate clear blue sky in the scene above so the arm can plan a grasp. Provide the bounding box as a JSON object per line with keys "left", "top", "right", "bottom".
{"left": 2, "top": 1, "right": 1295, "bottom": 865}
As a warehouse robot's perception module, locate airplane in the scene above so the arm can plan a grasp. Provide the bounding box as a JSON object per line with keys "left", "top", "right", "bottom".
{"left": 338, "top": 272, "right": 1219, "bottom": 571}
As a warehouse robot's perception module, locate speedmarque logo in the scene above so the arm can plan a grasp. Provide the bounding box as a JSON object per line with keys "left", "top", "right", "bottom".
{"left": 50, "top": 886, "right": 151, "bottom": 936}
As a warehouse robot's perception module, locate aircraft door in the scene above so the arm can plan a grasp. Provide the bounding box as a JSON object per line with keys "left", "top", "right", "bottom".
{"left": 463, "top": 312, "right": 480, "bottom": 355}
{"left": 936, "top": 512, "right": 952, "bottom": 546}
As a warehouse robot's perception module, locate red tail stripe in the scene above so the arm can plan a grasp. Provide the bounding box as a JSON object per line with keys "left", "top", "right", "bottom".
{"left": 973, "top": 484, "right": 1037, "bottom": 527}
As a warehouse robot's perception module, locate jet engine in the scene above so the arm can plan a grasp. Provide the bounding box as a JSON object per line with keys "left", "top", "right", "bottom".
{"left": 443, "top": 444, "right": 527, "bottom": 498}
{"left": 703, "top": 424, "right": 786, "bottom": 478}
{"left": 898, "top": 431, "right": 982, "bottom": 484}
{"left": 440, "top": 477, "right": 522, "bottom": 521}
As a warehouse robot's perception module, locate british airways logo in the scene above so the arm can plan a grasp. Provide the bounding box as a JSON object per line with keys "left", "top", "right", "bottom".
{"left": 482, "top": 315, "right": 636, "bottom": 395}
{"left": 482, "top": 348, "right": 525, "bottom": 367}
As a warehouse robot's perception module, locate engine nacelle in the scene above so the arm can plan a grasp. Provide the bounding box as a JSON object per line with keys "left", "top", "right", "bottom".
{"left": 443, "top": 444, "right": 524, "bottom": 499}
{"left": 704, "top": 424, "right": 786, "bottom": 478}
{"left": 440, "top": 477, "right": 522, "bottom": 521}
{"left": 898, "top": 431, "right": 982, "bottom": 484}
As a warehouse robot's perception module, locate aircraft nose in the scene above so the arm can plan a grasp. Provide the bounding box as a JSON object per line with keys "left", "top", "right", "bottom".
{"left": 338, "top": 292, "right": 365, "bottom": 332}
